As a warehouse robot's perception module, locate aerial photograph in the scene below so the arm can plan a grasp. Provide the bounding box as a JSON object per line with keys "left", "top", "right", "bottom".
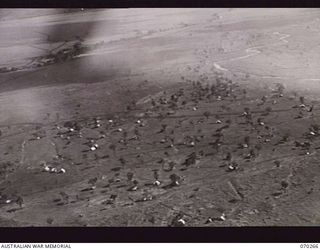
{"left": 0, "top": 8, "right": 320, "bottom": 226}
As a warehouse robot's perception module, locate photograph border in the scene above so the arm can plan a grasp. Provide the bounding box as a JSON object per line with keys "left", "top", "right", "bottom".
{"left": 1, "top": 0, "right": 320, "bottom": 243}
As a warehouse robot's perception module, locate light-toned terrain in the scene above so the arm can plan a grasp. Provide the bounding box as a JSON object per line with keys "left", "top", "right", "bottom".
{"left": 1, "top": 9, "right": 320, "bottom": 226}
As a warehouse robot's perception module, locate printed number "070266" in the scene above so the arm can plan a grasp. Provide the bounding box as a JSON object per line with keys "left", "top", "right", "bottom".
{"left": 300, "top": 244, "right": 318, "bottom": 248}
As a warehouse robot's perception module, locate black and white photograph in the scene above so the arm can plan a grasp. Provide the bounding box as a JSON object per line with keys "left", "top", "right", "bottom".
{"left": 0, "top": 7, "right": 320, "bottom": 232}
